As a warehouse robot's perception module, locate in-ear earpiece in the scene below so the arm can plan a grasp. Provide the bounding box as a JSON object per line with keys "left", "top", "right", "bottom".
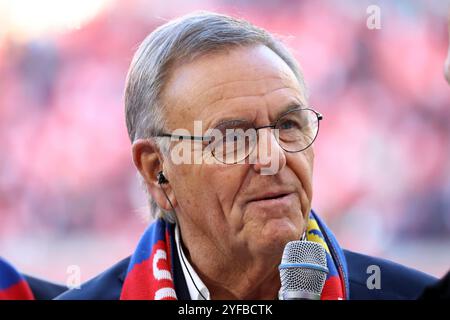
{"left": 157, "top": 171, "right": 169, "bottom": 184}
{"left": 155, "top": 170, "right": 204, "bottom": 299}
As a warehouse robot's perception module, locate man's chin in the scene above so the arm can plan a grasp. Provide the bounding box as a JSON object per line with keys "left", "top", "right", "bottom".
{"left": 253, "top": 219, "right": 303, "bottom": 254}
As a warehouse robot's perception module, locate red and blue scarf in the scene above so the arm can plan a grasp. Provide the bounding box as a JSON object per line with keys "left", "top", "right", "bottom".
{"left": 0, "top": 257, "right": 34, "bottom": 300}
{"left": 120, "top": 210, "right": 349, "bottom": 300}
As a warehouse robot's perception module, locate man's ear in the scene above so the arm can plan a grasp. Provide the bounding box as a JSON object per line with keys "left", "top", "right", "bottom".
{"left": 131, "top": 139, "right": 176, "bottom": 211}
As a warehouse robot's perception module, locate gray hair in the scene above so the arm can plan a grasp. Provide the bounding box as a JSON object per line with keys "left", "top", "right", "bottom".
{"left": 125, "top": 11, "right": 307, "bottom": 223}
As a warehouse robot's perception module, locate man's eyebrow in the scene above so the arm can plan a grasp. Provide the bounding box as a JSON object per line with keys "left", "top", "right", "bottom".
{"left": 208, "top": 101, "right": 307, "bottom": 129}
{"left": 275, "top": 101, "right": 307, "bottom": 118}
{"left": 209, "top": 117, "right": 249, "bottom": 131}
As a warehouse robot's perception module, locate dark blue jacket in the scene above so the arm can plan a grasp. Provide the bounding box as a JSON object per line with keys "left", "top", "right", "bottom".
{"left": 25, "top": 275, "right": 67, "bottom": 300}
{"left": 418, "top": 271, "right": 450, "bottom": 299}
{"left": 55, "top": 248, "right": 437, "bottom": 300}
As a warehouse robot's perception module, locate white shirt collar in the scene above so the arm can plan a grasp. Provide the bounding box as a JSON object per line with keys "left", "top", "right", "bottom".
{"left": 175, "top": 224, "right": 210, "bottom": 300}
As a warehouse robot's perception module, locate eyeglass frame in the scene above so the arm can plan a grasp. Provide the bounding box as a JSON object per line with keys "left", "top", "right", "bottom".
{"left": 154, "top": 107, "right": 323, "bottom": 162}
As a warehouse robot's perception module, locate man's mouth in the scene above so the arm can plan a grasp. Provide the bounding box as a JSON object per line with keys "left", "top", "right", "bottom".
{"left": 248, "top": 191, "right": 295, "bottom": 206}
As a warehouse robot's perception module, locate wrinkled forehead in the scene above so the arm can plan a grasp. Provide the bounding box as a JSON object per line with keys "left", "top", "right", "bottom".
{"left": 161, "top": 45, "right": 307, "bottom": 129}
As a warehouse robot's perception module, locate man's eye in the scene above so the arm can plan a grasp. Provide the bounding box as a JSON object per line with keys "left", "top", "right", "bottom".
{"left": 278, "top": 120, "right": 299, "bottom": 130}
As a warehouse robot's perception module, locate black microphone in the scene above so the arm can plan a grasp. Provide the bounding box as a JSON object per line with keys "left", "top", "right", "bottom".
{"left": 278, "top": 240, "right": 329, "bottom": 300}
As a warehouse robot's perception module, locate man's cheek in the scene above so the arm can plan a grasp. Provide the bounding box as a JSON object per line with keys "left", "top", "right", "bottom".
{"left": 300, "top": 149, "right": 314, "bottom": 179}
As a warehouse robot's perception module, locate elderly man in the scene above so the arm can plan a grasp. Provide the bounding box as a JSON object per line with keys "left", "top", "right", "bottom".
{"left": 56, "top": 12, "right": 436, "bottom": 300}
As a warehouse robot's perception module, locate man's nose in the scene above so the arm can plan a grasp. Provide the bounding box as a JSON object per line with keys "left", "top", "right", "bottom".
{"left": 252, "top": 128, "right": 287, "bottom": 175}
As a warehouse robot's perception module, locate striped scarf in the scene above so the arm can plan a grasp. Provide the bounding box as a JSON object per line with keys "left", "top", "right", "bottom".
{"left": 120, "top": 210, "right": 349, "bottom": 300}
{"left": 0, "top": 257, "right": 34, "bottom": 300}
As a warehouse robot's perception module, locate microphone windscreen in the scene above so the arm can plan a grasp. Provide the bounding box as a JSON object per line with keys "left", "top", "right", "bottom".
{"left": 279, "top": 240, "right": 329, "bottom": 300}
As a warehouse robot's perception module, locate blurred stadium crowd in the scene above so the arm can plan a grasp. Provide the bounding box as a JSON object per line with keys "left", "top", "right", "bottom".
{"left": 1, "top": 0, "right": 449, "bottom": 281}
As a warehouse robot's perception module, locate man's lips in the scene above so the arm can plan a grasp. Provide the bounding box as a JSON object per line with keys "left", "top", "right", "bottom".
{"left": 247, "top": 191, "right": 296, "bottom": 206}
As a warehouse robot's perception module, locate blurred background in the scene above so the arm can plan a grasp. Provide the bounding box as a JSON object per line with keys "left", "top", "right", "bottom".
{"left": 1, "top": 0, "right": 449, "bottom": 284}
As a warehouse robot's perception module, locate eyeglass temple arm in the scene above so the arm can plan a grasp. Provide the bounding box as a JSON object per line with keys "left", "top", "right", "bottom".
{"left": 157, "top": 133, "right": 211, "bottom": 141}
{"left": 314, "top": 109, "right": 323, "bottom": 120}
